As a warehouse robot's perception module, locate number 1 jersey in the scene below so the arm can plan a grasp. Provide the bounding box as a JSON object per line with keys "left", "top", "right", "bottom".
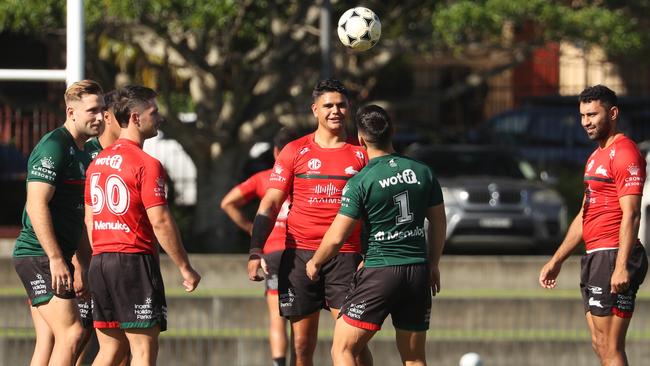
{"left": 84, "top": 139, "right": 167, "bottom": 255}
{"left": 338, "top": 154, "right": 443, "bottom": 267}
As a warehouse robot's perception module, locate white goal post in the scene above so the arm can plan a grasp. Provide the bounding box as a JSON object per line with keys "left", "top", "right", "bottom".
{"left": 0, "top": 0, "right": 83, "bottom": 86}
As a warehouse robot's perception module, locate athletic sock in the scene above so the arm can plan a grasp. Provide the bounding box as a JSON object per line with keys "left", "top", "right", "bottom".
{"left": 272, "top": 357, "right": 286, "bottom": 366}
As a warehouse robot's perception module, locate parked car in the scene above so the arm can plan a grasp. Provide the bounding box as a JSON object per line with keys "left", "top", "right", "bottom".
{"left": 637, "top": 143, "right": 650, "bottom": 247}
{"left": 406, "top": 144, "right": 568, "bottom": 253}
{"left": 469, "top": 97, "right": 650, "bottom": 169}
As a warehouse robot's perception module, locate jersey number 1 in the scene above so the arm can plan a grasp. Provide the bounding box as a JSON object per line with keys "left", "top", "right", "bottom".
{"left": 393, "top": 191, "right": 414, "bottom": 225}
{"left": 90, "top": 173, "right": 130, "bottom": 215}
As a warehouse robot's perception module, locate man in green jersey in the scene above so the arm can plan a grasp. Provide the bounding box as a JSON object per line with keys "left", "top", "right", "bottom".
{"left": 306, "top": 105, "right": 446, "bottom": 366}
{"left": 85, "top": 89, "right": 122, "bottom": 158}
{"left": 13, "top": 80, "right": 104, "bottom": 366}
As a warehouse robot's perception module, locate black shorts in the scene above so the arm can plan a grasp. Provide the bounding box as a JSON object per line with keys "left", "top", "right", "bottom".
{"left": 264, "top": 250, "right": 283, "bottom": 295}
{"left": 278, "top": 249, "right": 362, "bottom": 317}
{"left": 89, "top": 253, "right": 167, "bottom": 331}
{"left": 580, "top": 244, "right": 648, "bottom": 318}
{"left": 13, "top": 256, "right": 76, "bottom": 306}
{"left": 339, "top": 263, "right": 431, "bottom": 331}
{"left": 77, "top": 298, "right": 93, "bottom": 329}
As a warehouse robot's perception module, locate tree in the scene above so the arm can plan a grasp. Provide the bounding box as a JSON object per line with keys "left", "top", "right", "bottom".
{"left": 2, "top": 0, "right": 648, "bottom": 251}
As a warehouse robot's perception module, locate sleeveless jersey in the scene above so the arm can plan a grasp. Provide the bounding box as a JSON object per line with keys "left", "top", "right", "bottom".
{"left": 14, "top": 126, "right": 93, "bottom": 258}
{"left": 237, "top": 169, "right": 288, "bottom": 253}
{"left": 84, "top": 138, "right": 167, "bottom": 255}
{"left": 582, "top": 134, "right": 645, "bottom": 251}
{"left": 338, "top": 154, "right": 443, "bottom": 267}
{"left": 268, "top": 133, "right": 368, "bottom": 252}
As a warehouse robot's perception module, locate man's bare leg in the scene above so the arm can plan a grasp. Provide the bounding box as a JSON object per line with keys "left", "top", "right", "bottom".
{"left": 124, "top": 326, "right": 160, "bottom": 366}
{"left": 588, "top": 313, "right": 631, "bottom": 366}
{"left": 330, "top": 308, "right": 373, "bottom": 366}
{"left": 267, "top": 293, "right": 288, "bottom": 364}
{"left": 395, "top": 328, "right": 427, "bottom": 366}
{"left": 290, "top": 312, "right": 320, "bottom": 366}
{"left": 330, "top": 316, "right": 375, "bottom": 366}
{"left": 29, "top": 306, "right": 54, "bottom": 366}
{"left": 92, "top": 328, "right": 129, "bottom": 366}
{"left": 37, "top": 296, "right": 85, "bottom": 366}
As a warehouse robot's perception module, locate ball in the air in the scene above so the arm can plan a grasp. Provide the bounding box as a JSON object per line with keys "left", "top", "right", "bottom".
{"left": 459, "top": 352, "right": 483, "bottom": 366}
{"left": 337, "top": 7, "right": 381, "bottom": 51}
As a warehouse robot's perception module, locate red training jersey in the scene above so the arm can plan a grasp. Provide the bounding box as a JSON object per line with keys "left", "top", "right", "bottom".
{"left": 582, "top": 134, "right": 645, "bottom": 251}
{"left": 85, "top": 139, "right": 167, "bottom": 255}
{"left": 268, "top": 133, "right": 368, "bottom": 252}
{"left": 237, "top": 169, "right": 289, "bottom": 253}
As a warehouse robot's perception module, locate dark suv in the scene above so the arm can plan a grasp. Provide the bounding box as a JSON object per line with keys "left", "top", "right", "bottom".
{"left": 406, "top": 144, "right": 567, "bottom": 253}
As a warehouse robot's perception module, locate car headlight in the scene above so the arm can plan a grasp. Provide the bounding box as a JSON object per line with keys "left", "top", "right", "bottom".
{"left": 442, "top": 187, "right": 467, "bottom": 205}
{"left": 531, "top": 189, "right": 563, "bottom": 205}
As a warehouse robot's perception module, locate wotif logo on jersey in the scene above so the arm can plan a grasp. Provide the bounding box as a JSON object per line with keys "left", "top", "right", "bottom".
{"left": 94, "top": 155, "right": 124, "bottom": 170}
{"left": 378, "top": 169, "right": 419, "bottom": 188}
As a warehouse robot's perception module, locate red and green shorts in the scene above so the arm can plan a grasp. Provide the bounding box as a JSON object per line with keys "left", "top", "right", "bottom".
{"left": 89, "top": 252, "right": 167, "bottom": 331}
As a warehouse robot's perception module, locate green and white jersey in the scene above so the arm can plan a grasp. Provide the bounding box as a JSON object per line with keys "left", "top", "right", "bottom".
{"left": 339, "top": 154, "right": 443, "bottom": 267}
{"left": 14, "top": 127, "right": 93, "bottom": 258}
{"left": 84, "top": 137, "right": 103, "bottom": 159}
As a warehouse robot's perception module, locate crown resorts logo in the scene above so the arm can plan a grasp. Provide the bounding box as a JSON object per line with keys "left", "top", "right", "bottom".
{"left": 40, "top": 157, "right": 55, "bottom": 169}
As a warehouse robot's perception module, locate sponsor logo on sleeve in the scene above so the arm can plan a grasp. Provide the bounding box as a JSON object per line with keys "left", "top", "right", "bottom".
{"left": 625, "top": 163, "right": 644, "bottom": 187}
{"left": 299, "top": 147, "right": 310, "bottom": 155}
{"left": 355, "top": 151, "right": 365, "bottom": 160}
{"left": 154, "top": 176, "right": 166, "bottom": 198}
{"left": 270, "top": 163, "right": 286, "bottom": 182}
{"left": 344, "top": 166, "right": 358, "bottom": 175}
{"left": 609, "top": 148, "right": 616, "bottom": 160}
{"left": 30, "top": 157, "right": 57, "bottom": 180}
{"left": 586, "top": 160, "right": 594, "bottom": 173}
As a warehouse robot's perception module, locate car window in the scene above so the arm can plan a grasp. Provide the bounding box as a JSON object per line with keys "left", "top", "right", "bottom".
{"left": 420, "top": 150, "right": 531, "bottom": 180}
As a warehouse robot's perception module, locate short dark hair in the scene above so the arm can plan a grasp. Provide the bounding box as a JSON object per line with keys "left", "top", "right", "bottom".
{"left": 103, "top": 90, "right": 120, "bottom": 112}
{"left": 113, "top": 85, "right": 158, "bottom": 127}
{"left": 578, "top": 85, "right": 618, "bottom": 109}
{"left": 312, "top": 78, "right": 349, "bottom": 102}
{"left": 356, "top": 104, "right": 393, "bottom": 148}
{"left": 273, "top": 127, "right": 300, "bottom": 151}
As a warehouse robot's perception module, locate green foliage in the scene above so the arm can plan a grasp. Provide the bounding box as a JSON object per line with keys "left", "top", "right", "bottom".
{"left": 0, "top": 0, "right": 64, "bottom": 33}
{"left": 432, "top": 0, "right": 644, "bottom": 56}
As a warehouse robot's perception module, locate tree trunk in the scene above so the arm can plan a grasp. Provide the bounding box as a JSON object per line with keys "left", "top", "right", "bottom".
{"left": 191, "top": 143, "right": 253, "bottom": 253}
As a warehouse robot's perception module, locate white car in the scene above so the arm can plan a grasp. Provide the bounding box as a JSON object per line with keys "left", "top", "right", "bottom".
{"left": 638, "top": 150, "right": 650, "bottom": 246}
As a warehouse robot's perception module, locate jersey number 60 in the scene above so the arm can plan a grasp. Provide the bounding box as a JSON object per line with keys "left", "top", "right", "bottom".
{"left": 90, "top": 173, "right": 131, "bottom": 215}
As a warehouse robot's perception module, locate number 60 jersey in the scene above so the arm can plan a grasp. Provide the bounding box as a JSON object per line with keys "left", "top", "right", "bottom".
{"left": 84, "top": 139, "right": 167, "bottom": 255}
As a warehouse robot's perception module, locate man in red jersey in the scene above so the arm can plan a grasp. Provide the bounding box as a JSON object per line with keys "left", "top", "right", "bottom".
{"left": 84, "top": 85, "right": 201, "bottom": 366}
{"left": 539, "top": 85, "right": 647, "bottom": 366}
{"left": 221, "top": 127, "right": 299, "bottom": 366}
{"left": 249, "top": 79, "right": 371, "bottom": 366}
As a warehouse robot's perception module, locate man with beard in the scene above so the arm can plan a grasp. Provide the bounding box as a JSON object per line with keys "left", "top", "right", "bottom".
{"left": 539, "top": 85, "right": 648, "bottom": 366}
